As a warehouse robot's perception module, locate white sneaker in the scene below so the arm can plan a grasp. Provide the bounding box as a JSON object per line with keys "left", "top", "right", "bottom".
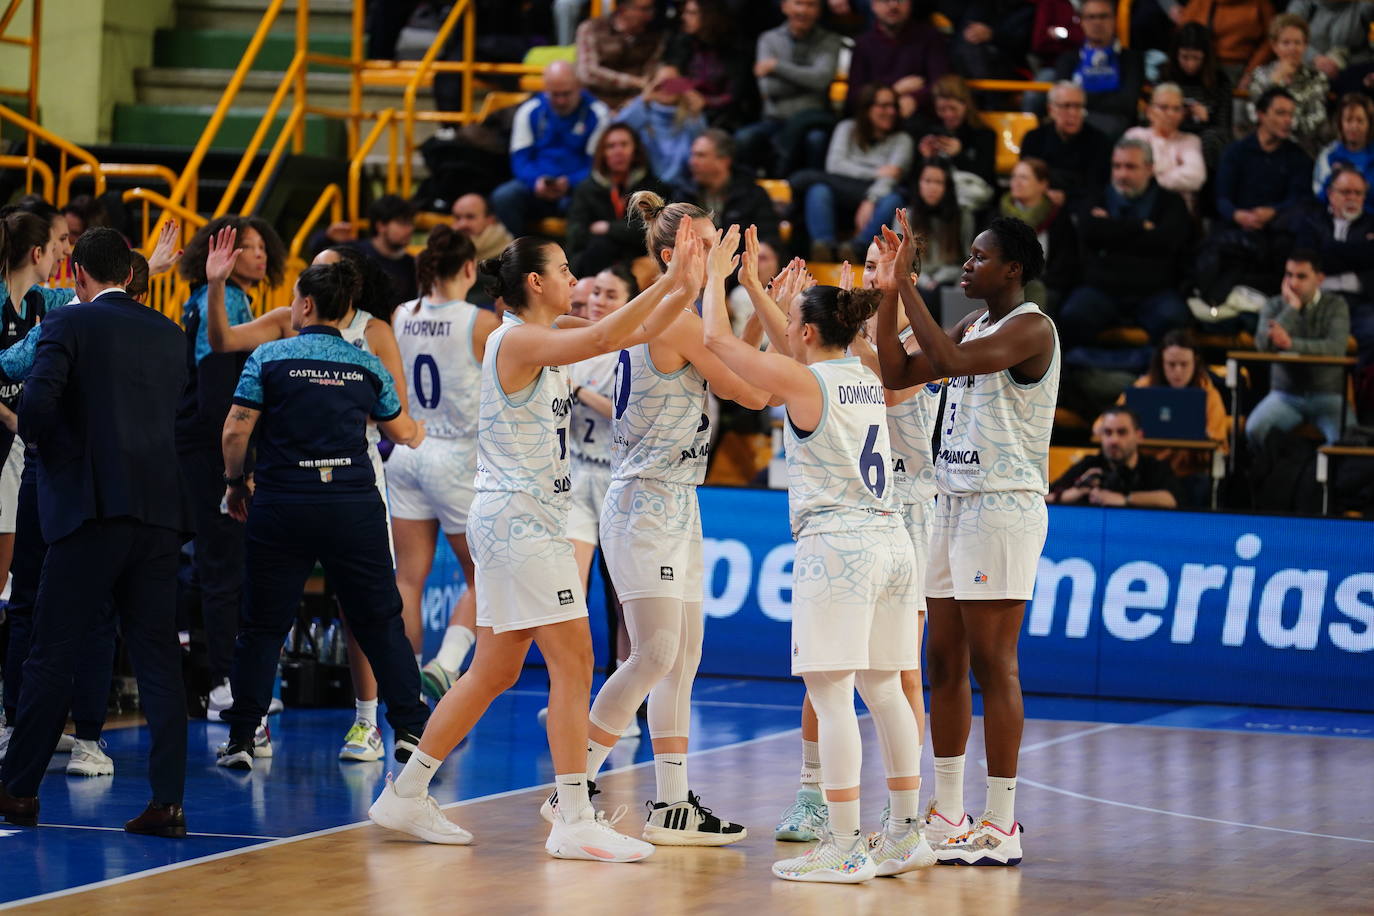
{"left": 935, "top": 814, "right": 1023, "bottom": 866}
{"left": 419, "top": 660, "right": 458, "bottom": 703}
{"left": 215, "top": 720, "right": 273, "bottom": 769}
{"left": 339, "top": 718, "right": 384, "bottom": 762}
{"left": 545, "top": 805, "right": 654, "bottom": 862}
{"left": 207, "top": 680, "right": 282, "bottom": 722}
{"left": 922, "top": 797, "right": 973, "bottom": 848}
{"left": 67, "top": 738, "right": 114, "bottom": 777}
{"left": 774, "top": 786, "right": 828, "bottom": 841}
{"left": 54, "top": 733, "right": 76, "bottom": 753}
{"left": 369, "top": 777, "right": 472, "bottom": 845}
{"left": 773, "top": 832, "right": 876, "bottom": 883}
{"left": 869, "top": 818, "right": 937, "bottom": 876}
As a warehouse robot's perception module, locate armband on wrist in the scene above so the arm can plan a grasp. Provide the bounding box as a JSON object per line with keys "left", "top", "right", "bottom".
{"left": 223, "top": 474, "right": 247, "bottom": 488}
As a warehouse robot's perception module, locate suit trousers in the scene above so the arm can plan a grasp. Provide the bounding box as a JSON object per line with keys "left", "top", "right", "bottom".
{"left": 1, "top": 451, "right": 116, "bottom": 739}
{"left": 224, "top": 498, "right": 428, "bottom": 746}
{"left": 1, "top": 518, "right": 186, "bottom": 802}
{"left": 179, "top": 447, "right": 246, "bottom": 684}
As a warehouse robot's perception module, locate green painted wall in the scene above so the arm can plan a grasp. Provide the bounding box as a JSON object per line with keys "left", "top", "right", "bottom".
{"left": 0, "top": 0, "right": 175, "bottom": 144}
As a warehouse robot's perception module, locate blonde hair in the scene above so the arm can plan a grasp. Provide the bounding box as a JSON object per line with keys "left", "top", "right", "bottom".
{"left": 627, "top": 190, "right": 711, "bottom": 270}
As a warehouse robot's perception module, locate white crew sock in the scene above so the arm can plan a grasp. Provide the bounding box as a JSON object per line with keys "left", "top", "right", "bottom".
{"left": 585, "top": 739, "right": 614, "bottom": 780}
{"left": 890, "top": 788, "right": 921, "bottom": 824}
{"left": 827, "top": 798, "right": 861, "bottom": 843}
{"left": 355, "top": 698, "right": 378, "bottom": 727}
{"left": 986, "top": 776, "right": 1016, "bottom": 832}
{"left": 555, "top": 773, "right": 591, "bottom": 822}
{"left": 392, "top": 749, "right": 441, "bottom": 798}
{"left": 800, "top": 739, "right": 823, "bottom": 787}
{"left": 654, "top": 753, "right": 689, "bottom": 804}
{"left": 933, "top": 754, "right": 965, "bottom": 821}
{"left": 436, "top": 625, "right": 475, "bottom": 672}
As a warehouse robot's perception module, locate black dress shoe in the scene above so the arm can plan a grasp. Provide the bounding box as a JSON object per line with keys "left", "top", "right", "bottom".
{"left": 0, "top": 782, "right": 38, "bottom": 827}
{"left": 125, "top": 801, "right": 187, "bottom": 838}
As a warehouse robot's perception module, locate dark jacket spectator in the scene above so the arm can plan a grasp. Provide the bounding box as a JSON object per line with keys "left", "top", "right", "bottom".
{"left": 947, "top": 0, "right": 1036, "bottom": 81}
{"left": 1020, "top": 82, "right": 1113, "bottom": 207}
{"left": 912, "top": 73, "right": 997, "bottom": 191}
{"left": 574, "top": 0, "right": 666, "bottom": 110}
{"left": 566, "top": 123, "right": 672, "bottom": 276}
{"left": 662, "top": 0, "right": 756, "bottom": 129}
{"left": 1052, "top": 0, "right": 1146, "bottom": 139}
{"left": 1295, "top": 169, "right": 1374, "bottom": 304}
{"left": 1215, "top": 104, "right": 1311, "bottom": 226}
{"left": 1162, "top": 23, "right": 1235, "bottom": 171}
{"left": 846, "top": 1, "right": 950, "bottom": 119}
{"left": 674, "top": 129, "right": 781, "bottom": 238}
{"left": 1047, "top": 407, "right": 1182, "bottom": 508}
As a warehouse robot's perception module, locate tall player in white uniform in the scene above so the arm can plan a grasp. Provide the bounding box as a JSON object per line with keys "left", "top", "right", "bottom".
{"left": 370, "top": 231, "right": 703, "bottom": 861}
{"left": 571, "top": 192, "right": 769, "bottom": 847}
{"left": 875, "top": 212, "right": 1060, "bottom": 867}
{"left": 203, "top": 232, "right": 418, "bottom": 762}
{"left": 702, "top": 225, "right": 935, "bottom": 883}
{"left": 389, "top": 227, "right": 500, "bottom": 705}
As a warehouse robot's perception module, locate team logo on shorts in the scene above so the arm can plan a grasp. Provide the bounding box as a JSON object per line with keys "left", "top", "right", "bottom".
{"left": 660, "top": 566, "right": 674, "bottom": 581}
{"left": 557, "top": 589, "right": 575, "bottom": 606}
{"left": 973, "top": 570, "right": 988, "bottom": 584}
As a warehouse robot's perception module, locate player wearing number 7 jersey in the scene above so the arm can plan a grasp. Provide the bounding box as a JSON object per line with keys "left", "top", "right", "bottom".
{"left": 875, "top": 211, "right": 1060, "bottom": 867}
{"left": 702, "top": 228, "right": 932, "bottom": 884}
{"left": 371, "top": 231, "right": 702, "bottom": 862}
{"left": 389, "top": 227, "right": 501, "bottom": 705}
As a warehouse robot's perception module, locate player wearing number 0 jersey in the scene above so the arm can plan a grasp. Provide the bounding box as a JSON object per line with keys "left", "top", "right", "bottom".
{"left": 372, "top": 232, "right": 700, "bottom": 861}
{"left": 577, "top": 194, "right": 769, "bottom": 848}
{"left": 388, "top": 228, "right": 501, "bottom": 707}
{"left": 875, "top": 212, "right": 1060, "bottom": 868}
{"left": 702, "top": 241, "right": 935, "bottom": 883}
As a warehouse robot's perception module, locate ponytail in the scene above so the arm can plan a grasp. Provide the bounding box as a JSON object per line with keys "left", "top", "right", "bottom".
{"left": 297, "top": 259, "right": 362, "bottom": 321}
{"left": 416, "top": 224, "right": 477, "bottom": 299}
{"left": 0, "top": 210, "right": 52, "bottom": 274}
{"left": 799, "top": 286, "right": 881, "bottom": 349}
{"left": 478, "top": 236, "right": 558, "bottom": 311}
{"left": 628, "top": 190, "right": 710, "bottom": 271}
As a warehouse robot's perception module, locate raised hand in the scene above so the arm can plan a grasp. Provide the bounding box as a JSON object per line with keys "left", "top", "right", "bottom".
{"left": 663, "top": 216, "right": 696, "bottom": 286}
{"left": 893, "top": 208, "right": 922, "bottom": 281}
{"left": 737, "top": 225, "right": 763, "bottom": 291}
{"left": 679, "top": 234, "right": 708, "bottom": 296}
{"left": 707, "top": 224, "right": 741, "bottom": 281}
{"left": 147, "top": 219, "right": 183, "bottom": 276}
{"left": 205, "top": 224, "right": 241, "bottom": 286}
{"left": 838, "top": 259, "right": 853, "bottom": 292}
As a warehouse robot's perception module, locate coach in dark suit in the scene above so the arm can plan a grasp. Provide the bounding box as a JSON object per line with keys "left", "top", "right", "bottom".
{"left": 0, "top": 228, "right": 195, "bottom": 837}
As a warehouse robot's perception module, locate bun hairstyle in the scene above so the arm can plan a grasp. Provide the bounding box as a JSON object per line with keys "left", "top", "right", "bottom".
{"left": 127, "top": 252, "right": 151, "bottom": 301}
{"left": 627, "top": 190, "right": 710, "bottom": 270}
{"left": 477, "top": 236, "right": 559, "bottom": 311}
{"left": 799, "top": 286, "right": 882, "bottom": 349}
{"left": 297, "top": 258, "right": 362, "bottom": 322}
{"left": 326, "top": 245, "right": 397, "bottom": 322}
{"left": 0, "top": 210, "right": 53, "bottom": 273}
{"left": 416, "top": 223, "right": 477, "bottom": 298}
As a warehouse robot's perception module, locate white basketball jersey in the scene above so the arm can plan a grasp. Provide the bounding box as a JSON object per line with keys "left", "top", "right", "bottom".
{"left": 888, "top": 327, "right": 942, "bottom": 505}
{"left": 783, "top": 358, "right": 901, "bottom": 538}
{"left": 936, "top": 303, "right": 1060, "bottom": 495}
{"left": 473, "top": 315, "right": 573, "bottom": 509}
{"left": 393, "top": 297, "right": 483, "bottom": 439}
{"left": 568, "top": 350, "right": 618, "bottom": 467}
{"left": 341, "top": 309, "right": 381, "bottom": 448}
{"left": 610, "top": 342, "right": 710, "bottom": 485}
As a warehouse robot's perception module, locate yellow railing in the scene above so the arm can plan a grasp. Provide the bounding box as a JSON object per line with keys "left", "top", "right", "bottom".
{"left": 0, "top": 0, "right": 40, "bottom": 126}
{"left": 0, "top": 153, "right": 50, "bottom": 199}
{"left": 0, "top": 103, "right": 105, "bottom": 205}
{"left": 400, "top": 0, "right": 472, "bottom": 193}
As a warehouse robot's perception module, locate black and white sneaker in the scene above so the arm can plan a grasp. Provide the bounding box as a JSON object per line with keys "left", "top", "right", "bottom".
{"left": 643, "top": 791, "right": 747, "bottom": 846}
{"left": 394, "top": 730, "right": 421, "bottom": 764}
{"left": 539, "top": 779, "right": 599, "bottom": 824}
{"left": 215, "top": 740, "right": 255, "bottom": 771}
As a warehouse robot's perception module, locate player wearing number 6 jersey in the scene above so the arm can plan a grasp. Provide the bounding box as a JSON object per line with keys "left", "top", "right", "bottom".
{"left": 371, "top": 231, "right": 702, "bottom": 862}
{"left": 875, "top": 212, "right": 1060, "bottom": 867}
{"left": 575, "top": 194, "right": 769, "bottom": 848}
{"left": 703, "top": 228, "right": 934, "bottom": 883}
{"left": 390, "top": 227, "right": 501, "bottom": 705}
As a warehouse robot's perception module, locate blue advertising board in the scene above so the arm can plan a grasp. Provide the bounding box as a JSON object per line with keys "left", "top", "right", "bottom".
{"left": 421, "top": 488, "right": 1374, "bottom": 712}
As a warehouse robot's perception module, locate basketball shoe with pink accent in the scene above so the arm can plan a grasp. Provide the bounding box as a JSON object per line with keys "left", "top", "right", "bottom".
{"left": 922, "top": 798, "right": 973, "bottom": 848}
{"left": 545, "top": 805, "right": 655, "bottom": 863}
{"left": 935, "top": 814, "right": 1023, "bottom": 866}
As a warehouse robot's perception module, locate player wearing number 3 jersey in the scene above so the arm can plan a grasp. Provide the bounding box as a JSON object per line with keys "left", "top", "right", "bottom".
{"left": 703, "top": 229, "right": 935, "bottom": 884}
{"left": 876, "top": 212, "right": 1060, "bottom": 868}
{"left": 371, "top": 231, "right": 703, "bottom": 862}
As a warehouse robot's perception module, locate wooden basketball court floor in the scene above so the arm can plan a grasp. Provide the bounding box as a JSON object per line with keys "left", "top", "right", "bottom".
{"left": 3, "top": 676, "right": 1371, "bottom": 914}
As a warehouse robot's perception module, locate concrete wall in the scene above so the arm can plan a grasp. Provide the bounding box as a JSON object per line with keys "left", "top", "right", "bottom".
{"left": 0, "top": 0, "right": 175, "bottom": 144}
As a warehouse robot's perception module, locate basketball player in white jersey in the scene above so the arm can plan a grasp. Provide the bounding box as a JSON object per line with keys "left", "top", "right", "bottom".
{"left": 566, "top": 192, "right": 769, "bottom": 847}
{"left": 874, "top": 211, "right": 1060, "bottom": 866}
{"left": 388, "top": 227, "right": 500, "bottom": 710}
{"left": 370, "top": 229, "right": 703, "bottom": 861}
{"left": 702, "top": 225, "right": 934, "bottom": 883}
{"left": 203, "top": 230, "right": 417, "bottom": 762}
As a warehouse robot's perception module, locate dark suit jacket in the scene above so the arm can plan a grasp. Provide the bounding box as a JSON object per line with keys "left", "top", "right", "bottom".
{"left": 1073, "top": 180, "right": 1194, "bottom": 295}
{"left": 19, "top": 291, "right": 195, "bottom": 543}
{"left": 1294, "top": 202, "right": 1374, "bottom": 299}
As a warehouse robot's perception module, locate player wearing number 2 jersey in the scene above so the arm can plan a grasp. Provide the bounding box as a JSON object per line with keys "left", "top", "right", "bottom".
{"left": 389, "top": 227, "right": 502, "bottom": 705}
{"left": 875, "top": 212, "right": 1059, "bottom": 868}
{"left": 703, "top": 229, "right": 935, "bottom": 884}
{"left": 578, "top": 193, "right": 768, "bottom": 848}
{"left": 371, "top": 231, "right": 702, "bottom": 862}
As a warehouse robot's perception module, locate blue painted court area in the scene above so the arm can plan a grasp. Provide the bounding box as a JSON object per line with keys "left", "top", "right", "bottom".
{"left": 2, "top": 673, "right": 1371, "bottom": 906}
